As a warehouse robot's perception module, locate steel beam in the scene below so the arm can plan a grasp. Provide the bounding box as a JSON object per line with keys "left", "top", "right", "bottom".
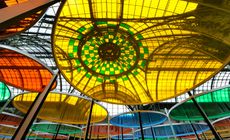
{"left": 188, "top": 91, "right": 222, "bottom": 140}
{"left": 0, "top": 0, "right": 59, "bottom": 28}
{"left": 85, "top": 100, "right": 94, "bottom": 140}
{"left": 12, "top": 71, "right": 59, "bottom": 140}
{"left": 138, "top": 111, "right": 144, "bottom": 140}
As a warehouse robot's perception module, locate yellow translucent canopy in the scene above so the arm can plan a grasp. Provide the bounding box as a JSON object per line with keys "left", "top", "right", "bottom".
{"left": 52, "top": 0, "right": 230, "bottom": 105}
{"left": 12, "top": 92, "right": 108, "bottom": 124}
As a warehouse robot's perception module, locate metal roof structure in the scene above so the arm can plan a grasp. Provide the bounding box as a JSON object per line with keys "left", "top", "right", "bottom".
{"left": 0, "top": 0, "right": 230, "bottom": 139}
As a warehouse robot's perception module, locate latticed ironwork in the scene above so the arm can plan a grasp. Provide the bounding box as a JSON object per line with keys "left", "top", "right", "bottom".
{"left": 52, "top": 0, "right": 230, "bottom": 105}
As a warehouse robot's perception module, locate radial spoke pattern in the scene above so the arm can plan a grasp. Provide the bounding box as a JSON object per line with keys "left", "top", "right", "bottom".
{"left": 52, "top": 0, "right": 230, "bottom": 104}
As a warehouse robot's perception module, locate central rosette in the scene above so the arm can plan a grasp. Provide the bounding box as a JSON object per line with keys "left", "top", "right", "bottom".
{"left": 75, "top": 22, "right": 146, "bottom": 78}
{"left": 98, "top": 43, "right": 121, "bottom": 61}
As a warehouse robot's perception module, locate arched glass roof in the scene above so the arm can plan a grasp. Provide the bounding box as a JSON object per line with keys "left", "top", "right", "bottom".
{"left": 0, "top": 0, "right": 230, "bottom": 138}
{"left": 52, "top": 0, "right": 230, "bottom": 105}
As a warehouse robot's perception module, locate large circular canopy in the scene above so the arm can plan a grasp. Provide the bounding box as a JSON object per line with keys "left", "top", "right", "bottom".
{"left": 110, "top": 110, "right": 167, "bottom": 128}
{"left": 0, "top": 44, "right": 56, "bottom": 92}
{"left": 0, "top": 112, "right": 22, "bottom": 126}
{"left": 169, "top": 85, "right": 230, "bottom": 121}
{"left": 31, "top": 123, "right": 81, "bottom": 135}
{"left": 0, "top": 0, "right": 45, "bottom": 40}
{"left": 52, "top": 0, "right": 230, "bottom": 105}
{"left": 0, "top": 82, "right": 10, "bottom": 102}
{"left": 135, "top": 123, "right": 209, "bottom": 138}
{"left": 12, "top": 92, "right": 108, "bottom": 124}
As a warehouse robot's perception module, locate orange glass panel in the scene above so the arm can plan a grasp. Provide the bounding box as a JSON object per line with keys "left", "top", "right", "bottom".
{"left": 0, "top": 46, "right": 56, "bottom": 92}
{"left": 0, "top": 0, "right": 45, "bottom": 40}
{"left": 12, "top": 92, "right": 108, "bottom": 124}
{"left": 214, "top": 117, "right": 230, "bottom": 127}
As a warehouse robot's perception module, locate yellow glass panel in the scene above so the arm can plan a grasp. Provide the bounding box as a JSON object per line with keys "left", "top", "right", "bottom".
{"left": 52, "top": 0, "right": 230, "bottom": 105}
{"left": 12, "top": 92, "right": 108, "bottom": 124}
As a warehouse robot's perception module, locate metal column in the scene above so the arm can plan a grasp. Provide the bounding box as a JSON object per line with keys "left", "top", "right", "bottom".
{"left": 12, "top": 71, "right": 59, "bottom": 140}
{"left": 138, "top": 111, "right": 144, "bottom": 140}
{"left": 188, "top": 91, "right": 222, "bottom": 140}
{"left": 53, "top": 123, "right": 62, "bottom": 139}
{"left": 85, "top": 100, "right": 94, "bottom": 140}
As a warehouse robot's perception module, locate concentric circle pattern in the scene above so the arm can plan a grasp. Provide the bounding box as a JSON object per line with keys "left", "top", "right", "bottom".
{"left": 53, "top": 0, "right": 230, "bottom": 104}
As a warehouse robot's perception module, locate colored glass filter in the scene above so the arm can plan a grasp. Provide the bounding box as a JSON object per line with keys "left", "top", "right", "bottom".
{"left": 36, "top": 133, "right": 68, "bottom": 139}
{"left": 135, "top": 123, "right": 209, "bottom": 138}
{"left": 52, "top": 0, "right": 230, "bottom": 105}
{"left": 0, "top": 82, "right": 10, "bottom": 102}
{"left": 0, "top": 0, "right": 45, "bottom": 40}
{"left": 31, "top": 123, "right": 81, "bottom": 135}
{"left": 110, "top": 110, "right": 167, "bottom": 128}
{"left": 12, "top": 92, "right": 108, "bottom": 124}
{"left": 111, "top": 134, "right": 138, "bottom": 140}
{"left": 0, "top": 44, "right": 56, "bottom": 92}
{"left": 202, "top": 117, "right": 230, "bottom": 139}
{"left": 169, "top": 85, "right": 230, "bottom": 121}
{"left": 77, "top": 124, "right": 132, "bottom": 139}
{"left": 0, "top": 112, "right": 22, "bottom": 126}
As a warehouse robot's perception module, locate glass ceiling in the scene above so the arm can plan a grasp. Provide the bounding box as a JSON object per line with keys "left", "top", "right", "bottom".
{"left": 52, "top": 0, "right": 230, "bottom": 105}
{"left": 0, "top": 0, "right": 230, "bottom": 124}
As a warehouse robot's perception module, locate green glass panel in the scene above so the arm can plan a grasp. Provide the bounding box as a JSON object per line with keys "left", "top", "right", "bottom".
{"left": 77, "top": 27, "right": 86, "bottom": 33}
{"left": 69, "top": 38, "right": 75, "bottom": 45}
{"left": 31, "top": 123, "right": 81, "bottom": 135}
{"left": 73, "top": 46, "right": 78, "bottom": 52}
{"left": 169, "top": 86, "right": 230, "bottom": 121}
{"left": 120, "top": 23, "right": 130, "bottom": 29}
{"left": 0, "top": 82, "right": 10, "bottom": 102}
{"left": 95, "top": 21, "right": 107, "bottom": 25}
{"left": 68, "top": 53, "right": 74, "bottom": 58}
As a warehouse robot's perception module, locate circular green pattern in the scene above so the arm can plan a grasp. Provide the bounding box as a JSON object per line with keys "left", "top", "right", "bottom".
{"left": 68, "top": 22, "right": 148, "bottom": 81}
